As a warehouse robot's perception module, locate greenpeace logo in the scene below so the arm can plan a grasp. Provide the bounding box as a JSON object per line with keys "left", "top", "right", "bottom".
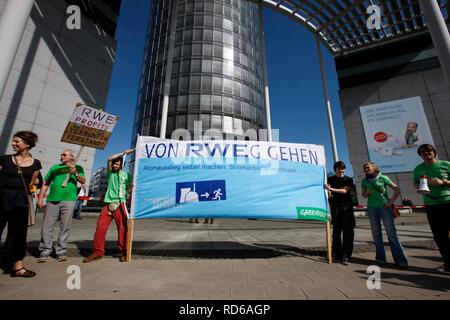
{"left": 296, "top": 207, "right": 328, "bottom": 222}
{"left": 298, "top": 209, "right": 326, "bottom": 217}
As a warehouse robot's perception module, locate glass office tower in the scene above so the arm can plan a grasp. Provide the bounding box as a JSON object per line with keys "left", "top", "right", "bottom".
{"left": 132, "top": 0, "right": 268, "bottom": 145}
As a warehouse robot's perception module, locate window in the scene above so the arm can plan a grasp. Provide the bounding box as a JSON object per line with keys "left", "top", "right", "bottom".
{"left": 203, "top": 29, "right": 213, "bottom": 41}
{"left": 233, "top": 100, "right": 241, "bottom": 115}
{"left": 201, "top": 76, "right": 211, "bottom": 90}
{"left": 212, "top": 95, "right": 222, "bottom": 111}
{"left": 203, "top": 44, "right": 212, "bottom": 56}
{"left": 204, "top": 15, "right": 213, "bottom": 26}
{"left": 188, "top": 95, "right": 200, "bottom": 110}
{"left": 242, "top": 102, "right": 250, "bottom": 118}
{"left": 192, "top": 44, "right": 202, "bottom": 56}
{"left": 213, "top": 44, "right": 222, "bottom": 58}
{"left": 183, "top": 29, "right": 193, "bottom": 41}
{"left": 223, "top": 32, "right": 233, "bottom": 45}
{"left": 188, "top": 75, "right": 199, "bottom": 90}
{"left": 223, "top": 78, "right": 232, "bottom": 94}
{"left": 191, "top": 59, "right": 201, "bottom": 72}
{"left": 211, "top": 115, "right": 222, "bottom": 129}
{"left": 212, "top": 60, "right": 222, "bottom": 73}
{"left": 200, "top": 95, "right": 211, "bottom": 110}
{"left": 172, "top": 61, "right": 180, "bottom": 74}
{"left": 170, "top": 77, "right": 179, "bottom": 94}
{"left": 181, "top": 59, "right": 190, "bottom": 73}
{"left": 223, "top": 97, "right": 233, "bottom": 113}
{"left": 169, "top": 97, "right": 177, "bottom": 112}
{"left": 212, "top": 77, "right": 222, "bottom": 92}
{"left": 194, "top": 15, "right": 203, "bottom": 26}
{"left": 223, "top": 60, "right": 234, "bottom": 76}
{"left": 193, "top": 29, "right": 202, "bottom": 41}
{"left": 177, "top": 95, "right": 188, "bottom": 111}
{"left": 223, "top": 46, "right": 233, "bottom": 61}
{"left": 177, "top": 114, "right": 187, "bottom": 129}
{"left": 180, "top": 76, "right": 189, "bottom": 91}
{"left": 202, "top": 59, "right": 212, "bottom": 73}
{"left": 223, "top": 116, "right": 233, "bottom": 133}
{"left": 200, "top": 114, "right": 211, "bottom": 130}
{"left": 213, "top": 30, "right": 223, "bottom": 42}
{"left": 233, "top": 82, "right": 241, "bottom": 97}
{"left": 182, "top": 44, "right": 192, "bottom": 57}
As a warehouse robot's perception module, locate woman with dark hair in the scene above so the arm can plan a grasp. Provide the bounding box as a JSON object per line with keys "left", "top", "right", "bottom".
{"left": 362, "top": 161, "right": 408, "bottom": 268}
{"left": 413, "top": 144, "right": 450, "bottom": 273}
{"left": 0, "top": 131, "right": 41, "bottom": 277}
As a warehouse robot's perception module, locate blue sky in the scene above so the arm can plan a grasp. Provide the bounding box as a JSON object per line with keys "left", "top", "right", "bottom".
{"left": 93, "top": 0, "right": 353, "bottom": 176}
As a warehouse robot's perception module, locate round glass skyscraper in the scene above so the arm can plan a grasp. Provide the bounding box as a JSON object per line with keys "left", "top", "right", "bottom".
{"left": 133, "top": 0, "right": 268, "bottom": 144}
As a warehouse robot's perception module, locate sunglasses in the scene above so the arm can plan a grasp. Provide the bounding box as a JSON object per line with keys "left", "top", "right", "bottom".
{"left": 61, "top": 154, "right": 69, "bottom": 156}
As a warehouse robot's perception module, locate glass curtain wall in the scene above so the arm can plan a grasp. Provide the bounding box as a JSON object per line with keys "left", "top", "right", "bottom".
{"left": 133, "top": 0, "right": 266, "bottom": 145}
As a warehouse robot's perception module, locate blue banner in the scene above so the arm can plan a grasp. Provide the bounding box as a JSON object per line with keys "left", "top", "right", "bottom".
{"left": 130, "top": 137, "right": 329, "bottom": 222}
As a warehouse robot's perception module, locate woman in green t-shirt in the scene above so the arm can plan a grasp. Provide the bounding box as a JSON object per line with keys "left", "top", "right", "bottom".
{"left": 413, "top": 144, "right": 450, "bottom": 273}
{"left": 362, "top": 161, "right": 408, "bottom": 268}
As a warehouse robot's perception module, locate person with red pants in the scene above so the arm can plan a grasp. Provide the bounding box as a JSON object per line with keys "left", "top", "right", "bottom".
{"left": 83, "top": 149, "right": 133, "bottom": 263}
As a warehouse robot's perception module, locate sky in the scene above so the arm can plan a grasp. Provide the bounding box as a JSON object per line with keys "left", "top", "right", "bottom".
{"left": 93, "top": 0, "right": 353, "bottom": 176}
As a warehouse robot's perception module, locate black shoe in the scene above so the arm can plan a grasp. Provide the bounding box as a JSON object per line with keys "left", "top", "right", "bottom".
{"left": 341, "top": 256, "right": 350, "bottom": 266}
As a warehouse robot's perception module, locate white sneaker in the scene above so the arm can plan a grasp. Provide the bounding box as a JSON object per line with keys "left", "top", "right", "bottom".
{"left": 436, "top": 264, "right": 450, "bottom": 273}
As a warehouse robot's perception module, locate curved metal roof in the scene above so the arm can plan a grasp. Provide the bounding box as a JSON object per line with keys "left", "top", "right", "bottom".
{"left": 263, "top": 0, "right": 450, "bottom": 55}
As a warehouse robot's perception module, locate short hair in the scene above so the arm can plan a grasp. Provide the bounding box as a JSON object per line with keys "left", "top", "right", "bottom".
{"left": 333, "top": 161, "right": 346, "bottom": 171}
{"left": 63, "top": 149, "right": 75, "bottom": 160}
{"left": 407, "top": 122, "right": 418, "bottom": 127}
{"left": 13, "top": 131, "right": 38, "bottom": 149}
{"left": 363, "top": 161, "right": 380, "bottom": 174}
{"left": 111, "top": 157, "right": 123, "bottom": 166}
{"left": 417, "top": 144, "right": 436, "bottom": 156}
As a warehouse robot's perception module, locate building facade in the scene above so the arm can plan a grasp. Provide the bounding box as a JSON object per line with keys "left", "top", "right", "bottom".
{"left": 89, "top": 166, "right": 108, "bottom": 197}
{"left": 132, "top": 0, "right": 269, "bottom": 148}
{"left": 336, "top": 32, "right": 450, "bottom": 205}
{"left": 0, "top": 0, "right": 121, "bottom": 186}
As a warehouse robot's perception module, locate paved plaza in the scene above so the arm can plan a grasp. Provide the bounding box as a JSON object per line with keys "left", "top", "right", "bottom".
{"left": 0, "top": 210, "right": 449, "bottom": 300}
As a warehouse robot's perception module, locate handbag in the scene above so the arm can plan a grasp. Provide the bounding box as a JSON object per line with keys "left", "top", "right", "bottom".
{"left": 369, "top": 180, "right": 400, "bottom": 219}
{"left": 108, "top": 202, "right": 120, "bottom": 213}
{"left": 13, "top": 156, "right": 38, "bottom": 227}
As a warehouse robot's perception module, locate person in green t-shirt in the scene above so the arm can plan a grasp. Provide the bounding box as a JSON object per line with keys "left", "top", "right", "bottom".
{"left": 361, "top": 161, "right": 408, "bottom": 268}
{"left": 83, "top": 149, "right": 133, "bottom": 263}
{"left": 37, "top": 149, "right": 86, "bottom": 262}
{"left": 413, "top": 144, "right": 450, "bottom": 273}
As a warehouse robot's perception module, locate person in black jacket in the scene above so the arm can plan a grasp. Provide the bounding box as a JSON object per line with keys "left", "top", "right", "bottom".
{"left": 325, "top": 161, "right": 355, "bottom": 265}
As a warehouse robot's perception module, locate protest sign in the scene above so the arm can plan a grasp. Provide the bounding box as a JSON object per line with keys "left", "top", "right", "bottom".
{"left": 61, "top": 104, "right": 118, "bottom": 149}
{"left": 130, "top": 137, "right": 329, "bottom": 222}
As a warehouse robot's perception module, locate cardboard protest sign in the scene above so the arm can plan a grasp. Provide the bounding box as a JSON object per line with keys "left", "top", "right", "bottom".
{"left": 61, "top": 104, "right": 118, "bottom": 149}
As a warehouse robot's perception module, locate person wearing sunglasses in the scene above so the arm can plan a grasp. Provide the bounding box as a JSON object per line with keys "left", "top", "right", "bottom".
{"left": 37, "top": 150, "right": 86, "bottom": 263}
{"left": 413, "top": 144, "right": 450, "bottom": 273}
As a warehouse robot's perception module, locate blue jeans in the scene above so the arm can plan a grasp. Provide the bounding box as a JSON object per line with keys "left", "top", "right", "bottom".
{"left": 367, "top": 207, "right": 408, "bottom": 266}
{"left": 73, "top": 200, "right": 83, "bottom": 219}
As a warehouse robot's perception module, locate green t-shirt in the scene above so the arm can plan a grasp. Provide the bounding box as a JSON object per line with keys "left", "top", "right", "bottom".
{"left": 45, "top": 164, "right": 85, "bottom": 202}
{"left": 413, "top": 160, "right": 450, "bottom": 205}
{"left": 104, "top": 170, "right": 132, "bottom": 204}
{"left": 362, "top": 175, "right": 393, "bottom": 208}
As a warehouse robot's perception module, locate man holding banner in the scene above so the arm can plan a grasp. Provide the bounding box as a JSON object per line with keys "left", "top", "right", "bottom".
{"left": 37, "top": 150, "right": 86, "bottom": 262}
{"left": 83, "top": 149, "right": 133, "bottom": 263}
